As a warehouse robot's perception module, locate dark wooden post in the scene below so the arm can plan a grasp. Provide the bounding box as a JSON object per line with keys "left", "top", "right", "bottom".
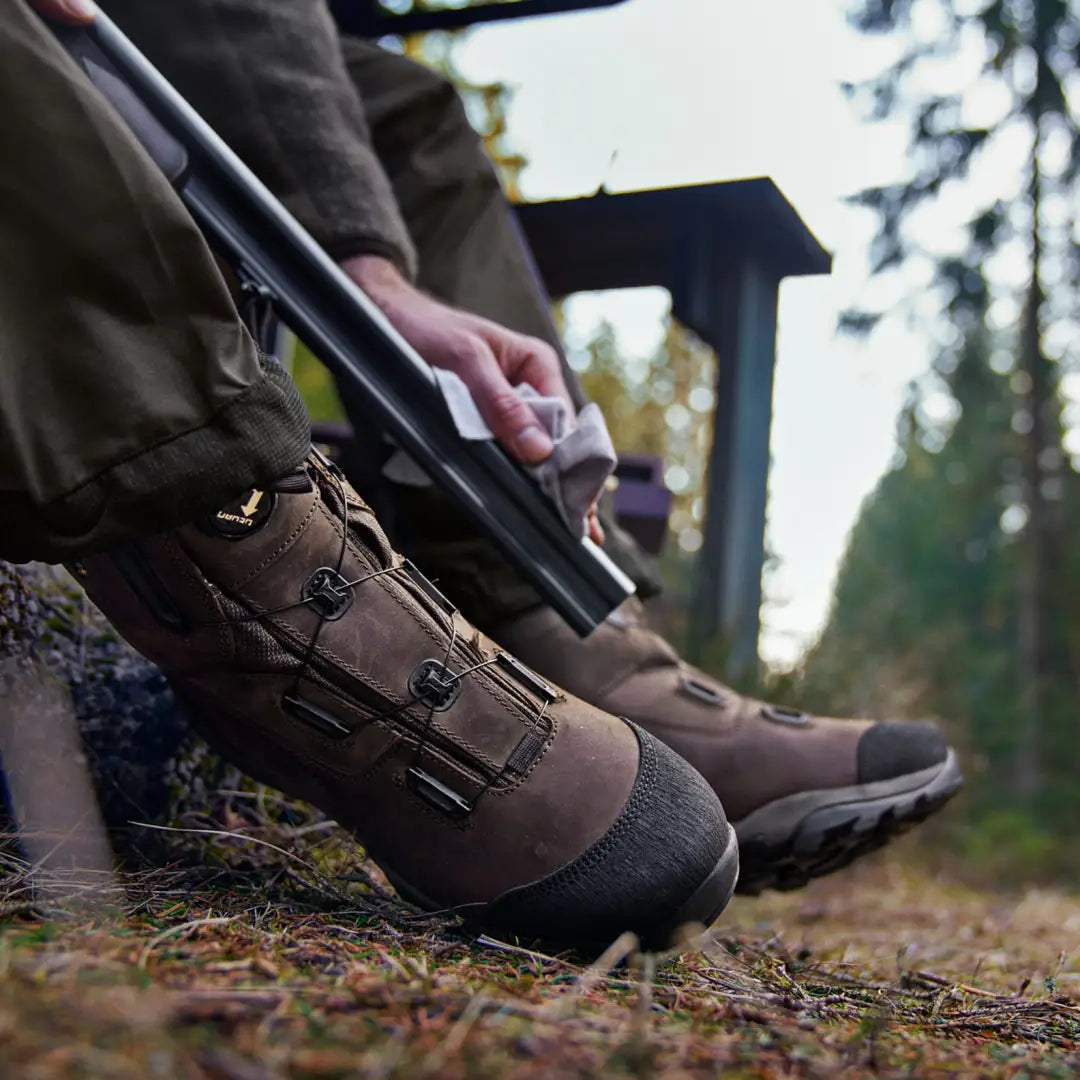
{"left": 688, "top": 259, "right": 780, "bottom": 677}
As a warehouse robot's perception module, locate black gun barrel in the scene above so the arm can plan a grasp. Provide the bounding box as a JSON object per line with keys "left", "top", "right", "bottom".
{"left": 51, "top": 14, "right": 634, "bottom": 635}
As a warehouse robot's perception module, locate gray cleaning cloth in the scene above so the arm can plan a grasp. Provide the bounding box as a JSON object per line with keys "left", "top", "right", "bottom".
{"left": 382, "top": 369, "right": 616, "bottom": 539}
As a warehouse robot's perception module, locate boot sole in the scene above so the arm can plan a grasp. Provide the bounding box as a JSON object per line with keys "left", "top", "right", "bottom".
{"left": 732, "top": 749, "right": 963, "bottom": 895}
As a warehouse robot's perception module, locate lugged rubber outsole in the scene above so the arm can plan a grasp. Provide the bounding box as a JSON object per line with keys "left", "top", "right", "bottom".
{"left": 733, "top": 749, "right": 963, "bottom": 895}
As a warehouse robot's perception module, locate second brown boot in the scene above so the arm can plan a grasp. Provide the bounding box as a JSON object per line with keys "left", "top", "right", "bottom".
{"left": 71, "top": 455, "right": 738, "bottom": 949}
{"left": 490, "top": 599, "right": 962, "bottom": 895}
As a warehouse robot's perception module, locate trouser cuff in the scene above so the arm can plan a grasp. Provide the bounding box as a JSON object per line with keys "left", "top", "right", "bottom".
{"left": 0, "top": 357, "right": 310, "bottom": 563}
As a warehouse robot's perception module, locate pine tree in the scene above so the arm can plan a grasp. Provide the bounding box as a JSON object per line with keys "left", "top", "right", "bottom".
{"left": 841, "top": 0, "right": 1080, "bottom": 804}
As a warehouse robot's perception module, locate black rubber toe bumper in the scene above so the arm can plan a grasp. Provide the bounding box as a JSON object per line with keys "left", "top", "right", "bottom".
{"left": 857, "top": 721, "right": 948, "bottom": 783}
{"left": 483, "top": 722, "right": 739, "bottom": 951}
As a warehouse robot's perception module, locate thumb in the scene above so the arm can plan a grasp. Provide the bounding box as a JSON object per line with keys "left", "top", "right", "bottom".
{"left": 30, "top": 0, "right": 97, "bottom": 23}
{"left": 457, "top": 347, "right": 554, "bottom": 464}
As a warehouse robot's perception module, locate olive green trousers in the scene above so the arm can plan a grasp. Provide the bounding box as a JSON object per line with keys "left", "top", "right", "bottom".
{"left": 0, "top": 1, "right": 310, "bottom": 564}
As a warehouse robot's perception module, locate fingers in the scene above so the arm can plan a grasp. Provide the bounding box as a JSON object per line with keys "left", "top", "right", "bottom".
{"left": 587, "top": 505, "right": 605, "bottom": 546}
{"left": 29, "top": 0, "right": 96, "bottom": 23}
{"left": 515, "top": 339, "right": 572, "bottom": 407}
{"left": 480, "top": 325, "right": 574, "bottom": 412}
{"left": 341, "top": 273, "right": 567, "bottom": 466}
{"left": 452, "top": 337, "right": 555, "bottom": 464}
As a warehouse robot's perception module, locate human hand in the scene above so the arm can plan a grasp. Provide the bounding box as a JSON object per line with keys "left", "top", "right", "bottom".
{"left": 344, "top": 255, "right": 572, "bottom": 466}
{"left": 28, "top": 0, "right": 96, "bottom": 23}
{"left": 345, "top": 256, "right": 606, "bottom": 544}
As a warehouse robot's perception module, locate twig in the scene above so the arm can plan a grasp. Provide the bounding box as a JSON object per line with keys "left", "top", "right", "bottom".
{"left": 138, "top": 915, "right": 239, "bottom": 970}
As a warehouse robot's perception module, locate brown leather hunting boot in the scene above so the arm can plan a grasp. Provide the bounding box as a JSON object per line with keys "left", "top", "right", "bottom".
{"left": 490, "top": 599, "right": 962, "bottom": 895}
{"left": 70, "top": 454, "right": 737, "bottom": 949}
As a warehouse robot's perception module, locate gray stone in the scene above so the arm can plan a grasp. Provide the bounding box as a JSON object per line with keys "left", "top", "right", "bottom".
{"left": 0, "top": 561, "right": 233, "bottom": 861}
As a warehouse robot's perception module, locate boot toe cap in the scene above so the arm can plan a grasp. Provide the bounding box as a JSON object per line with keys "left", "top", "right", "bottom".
{"left": 483, "top": 723, "right": 737, "bottom": 951}
{"left": 857, "top": 721, "right": 948, "bottom": 784}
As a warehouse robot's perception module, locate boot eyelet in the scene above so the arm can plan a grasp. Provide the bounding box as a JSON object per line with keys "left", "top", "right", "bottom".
{"left": 302, "top": 567, "right": 354, "bottom": 620}
{"left": 282, "top": 692, "right": 352, "bottom": 738}
{"left": 761, "top": 704, "right": 810, "bottom": 727}
{"left": 407, "top": 766, "right": 473, "bottom": 819}
{"left": 495, "top": 653, "right": 557, "bottom": 702}
{"left": 403, "top": 560, "right": 457, "bottom": 616}
{"left": 679, "top": 675, "right": 726, "bottom": 707}
{"left": 409, "top": 659, "right": 462, "bottom": 712}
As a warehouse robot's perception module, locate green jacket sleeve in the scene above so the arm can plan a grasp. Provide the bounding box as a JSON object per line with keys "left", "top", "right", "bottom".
{"left": 100, "top": 0, "right": 418, "bottom": 277}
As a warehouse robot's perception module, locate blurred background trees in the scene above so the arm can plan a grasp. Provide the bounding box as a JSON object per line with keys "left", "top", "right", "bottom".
{"left": 799, "top": 0, "right": 1080, "bottom": 877}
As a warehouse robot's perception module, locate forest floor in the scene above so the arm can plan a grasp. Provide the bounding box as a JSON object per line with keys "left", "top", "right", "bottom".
{"left": 3, "top": 805, "right": 1080, "bottom": 1080}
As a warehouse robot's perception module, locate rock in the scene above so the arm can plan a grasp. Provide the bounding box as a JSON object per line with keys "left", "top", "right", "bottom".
{"left": 0, "top": 562, "right": 39, "bottom": 663}
{"left": 0, "top": 562, "right": 233, "bottom": 862}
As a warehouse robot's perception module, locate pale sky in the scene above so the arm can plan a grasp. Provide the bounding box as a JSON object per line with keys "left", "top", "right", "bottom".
{"left": 455, "top": 0, "right": 940, "bottom": 666}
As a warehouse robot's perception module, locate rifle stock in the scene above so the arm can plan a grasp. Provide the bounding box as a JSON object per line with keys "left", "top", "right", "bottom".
{"left": 50, "top": 14, "right": 634, "bottom": 635}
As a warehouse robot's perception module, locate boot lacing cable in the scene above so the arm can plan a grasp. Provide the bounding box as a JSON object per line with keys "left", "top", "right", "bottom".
{"left": 198, "top": 460, "right": 521, "bottom": 805}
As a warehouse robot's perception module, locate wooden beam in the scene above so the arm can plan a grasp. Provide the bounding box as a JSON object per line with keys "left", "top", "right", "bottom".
{"left": 331, "top": 0, "right": 629, "bottom": 37}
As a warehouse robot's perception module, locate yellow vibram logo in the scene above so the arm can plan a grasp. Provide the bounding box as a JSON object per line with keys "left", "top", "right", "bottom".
{"left": 240, "top": 490, "right": 264, "bottom": 518}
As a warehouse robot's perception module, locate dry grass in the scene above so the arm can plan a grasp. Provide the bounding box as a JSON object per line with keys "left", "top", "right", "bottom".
{"left": 3, "top": 794, "right": 1080, "bottom": 1079}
